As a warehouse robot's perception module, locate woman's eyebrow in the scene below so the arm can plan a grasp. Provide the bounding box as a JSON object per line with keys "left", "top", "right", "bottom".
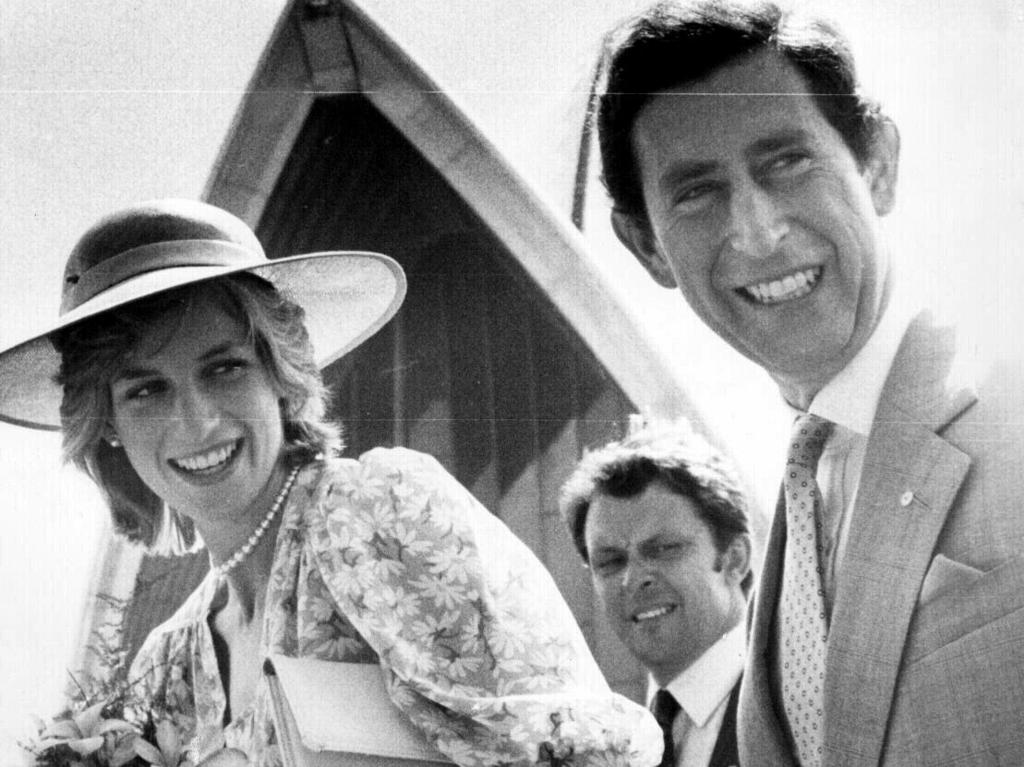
{"left": 113, "top": 365, "right": 160, "bottom": 383}
{"left": 197, "top": 341, "right": 242, "bottom": 362}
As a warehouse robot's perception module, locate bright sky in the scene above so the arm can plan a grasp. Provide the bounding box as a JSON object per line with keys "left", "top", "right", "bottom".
{"left": 1, "top": 0, "right": 1023, "bottom": 758}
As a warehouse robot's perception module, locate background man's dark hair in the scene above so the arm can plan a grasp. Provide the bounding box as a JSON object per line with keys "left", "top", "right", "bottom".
{"left": 559, "top": 417, "right": 753, "bottom": 594}
{"left": 598, "top": 0, "right": 883, "bottom": 217}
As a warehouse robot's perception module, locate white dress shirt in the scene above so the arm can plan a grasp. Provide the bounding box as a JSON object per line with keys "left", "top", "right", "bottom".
{"left": 647, "top": 624, "right": 745, "bottom": 767}
{"left": 787, "top": 295, "right": 915, "bottom": 609}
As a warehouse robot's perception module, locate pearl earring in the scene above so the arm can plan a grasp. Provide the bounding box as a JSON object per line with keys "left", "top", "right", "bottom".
{"left": 107, "top": 435, "right": 121, "bottom": 448}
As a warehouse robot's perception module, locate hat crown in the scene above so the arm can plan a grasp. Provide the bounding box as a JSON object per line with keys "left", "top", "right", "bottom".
{"left": 60, "top": 200, "right": 264, "bottom": 314}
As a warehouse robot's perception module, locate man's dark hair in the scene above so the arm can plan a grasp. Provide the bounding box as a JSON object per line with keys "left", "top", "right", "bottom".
{"left": 598, "top": 0, "right": 884, "bottom": 217}
{"left": 559, "top": 418, "right": 752, "bottom": 593}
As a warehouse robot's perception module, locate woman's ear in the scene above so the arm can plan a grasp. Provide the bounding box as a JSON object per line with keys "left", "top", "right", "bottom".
{"left": 103, "top": 424, "right": 122, "bottom": 448}
{"left": 611, "top": 209, "right": 677, "bottom": 288}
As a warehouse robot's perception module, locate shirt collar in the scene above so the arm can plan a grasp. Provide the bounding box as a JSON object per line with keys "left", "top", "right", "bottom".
{"left": 789, "top": 291, "right": 915, "bottom": 436}
{"left": 648, "top": 623, "right": 745, "bottom": 728}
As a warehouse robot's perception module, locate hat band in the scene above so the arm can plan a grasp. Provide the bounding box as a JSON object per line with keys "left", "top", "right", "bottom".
{"left": 64, "top": 239, "right": 265, "bottom": 314}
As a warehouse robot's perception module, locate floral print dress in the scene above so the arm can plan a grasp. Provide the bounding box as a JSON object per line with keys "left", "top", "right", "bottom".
{"left": 129, "top": 447, "right": 660, "bottom": 766}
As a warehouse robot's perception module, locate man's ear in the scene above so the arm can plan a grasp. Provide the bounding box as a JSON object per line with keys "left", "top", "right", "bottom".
{"left": 721, "top": 535, "right": 752, "bottom": 586}
{"left": 611, "top": 209, "right": 677, "bottom": 288}
{"left": 864, "top": 117, "right": 900, "bottom": 217}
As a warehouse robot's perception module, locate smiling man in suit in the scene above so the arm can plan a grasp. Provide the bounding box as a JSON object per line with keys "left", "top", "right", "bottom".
{"left": 596, "top": 2, "right": 1024, "bottom": 765}
{"left": 561, "top": 419, "right": 751, "bottom": 767}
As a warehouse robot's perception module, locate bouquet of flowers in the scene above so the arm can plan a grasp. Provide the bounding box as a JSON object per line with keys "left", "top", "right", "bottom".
{"left": 20, "top": 596, "right": 245, "bottom": 767}
{"left": 22, "top": 690, "right": 247, "bottom": 767}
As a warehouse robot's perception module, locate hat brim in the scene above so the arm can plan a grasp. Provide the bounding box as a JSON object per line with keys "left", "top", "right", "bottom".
{"left": 0, "top": 250, "right": 406, "bottom": 431}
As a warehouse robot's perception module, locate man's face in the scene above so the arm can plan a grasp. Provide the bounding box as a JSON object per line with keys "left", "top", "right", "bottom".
{"left": 585, "top": 483, "right": 748, "bottom": 686}
{"left": 615, "top": 51, "right": 898, "bottom": 404}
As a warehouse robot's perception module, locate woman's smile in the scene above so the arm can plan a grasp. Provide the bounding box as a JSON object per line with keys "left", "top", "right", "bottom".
{"left": 170, "top": 437, "right": 243, "bottom": 478}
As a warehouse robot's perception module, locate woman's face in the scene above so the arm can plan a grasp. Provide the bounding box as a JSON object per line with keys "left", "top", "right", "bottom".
{"left": 108, "top": 294, "right": 287, "bottom": 531}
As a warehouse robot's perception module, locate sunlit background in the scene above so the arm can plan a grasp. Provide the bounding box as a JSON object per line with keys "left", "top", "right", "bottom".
{"left": 2, "top": 0, "right": 1022, "bottom": 759}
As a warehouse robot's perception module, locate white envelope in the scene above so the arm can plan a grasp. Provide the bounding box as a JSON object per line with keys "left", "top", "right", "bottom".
{"left": 264, "top": 655, "right": 452, "bottom": 767}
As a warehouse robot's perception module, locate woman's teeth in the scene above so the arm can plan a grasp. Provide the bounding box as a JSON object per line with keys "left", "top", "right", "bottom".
{"left": 174, "top": 441, "right": 237, "bottom": 473}
{"left": 741, "top": 266, "right": 821, "bottom": 304}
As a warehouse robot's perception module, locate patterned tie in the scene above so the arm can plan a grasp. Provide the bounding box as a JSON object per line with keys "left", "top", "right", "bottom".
{"left": 651, "top": 688, "right": 680, "bottom": 767}
{"left": 778, "top": 413, "right": 833, "bottom": 767}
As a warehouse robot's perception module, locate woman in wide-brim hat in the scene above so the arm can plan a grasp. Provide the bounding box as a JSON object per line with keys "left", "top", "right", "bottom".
{"left": 3, "top": 200, "right": 660, "bottom": 767}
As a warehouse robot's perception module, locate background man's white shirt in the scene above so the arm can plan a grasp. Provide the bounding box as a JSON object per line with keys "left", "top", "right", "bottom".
{"left": 647, "top": 623, "right": 744, "bottom": 767}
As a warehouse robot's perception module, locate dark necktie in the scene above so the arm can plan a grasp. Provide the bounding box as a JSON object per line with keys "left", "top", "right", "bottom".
{"left": 778, "top": 413, "right": 834, "bottom": 767}
{"left": 651, "top": 687, "right": 680, "bottom": 767}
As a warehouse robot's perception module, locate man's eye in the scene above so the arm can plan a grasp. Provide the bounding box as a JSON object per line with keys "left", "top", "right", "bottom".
{"left": 766, "top": 152, "right": 811, "bottom": 174}
{"left": 653, "top": 542, "right": 682, "bottom": 558}
{"left": 592, "top": 556, "right": 625, "bottom": 575}
{"left": 673, "top": 182, "right": 717, "bottom": 207}
{"left": 125, "top": 382, "right": 161, "bottom": 400}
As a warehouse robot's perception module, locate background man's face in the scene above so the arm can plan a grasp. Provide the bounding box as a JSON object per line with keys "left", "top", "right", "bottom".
{"left": 625, "top": 50, "right": 897, "bottom": 398}
{"left": 585, "top": 482, "right": 742, "bottom": 685}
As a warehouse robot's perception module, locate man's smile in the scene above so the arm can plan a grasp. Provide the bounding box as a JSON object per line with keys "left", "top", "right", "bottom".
{"left": 737, "top": 266, "right": 821, "bottom": 305}
{"left": 632, "top": 603, "right": 678, "bottom": 623}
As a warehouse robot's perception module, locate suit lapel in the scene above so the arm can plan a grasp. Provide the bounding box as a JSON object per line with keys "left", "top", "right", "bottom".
{"left": 709, "top": 683, "right": 741, "bottom": 767}
{"left": 739, "top": 486, "right": 796, "bottom": 766}
{"left": 822, "top": 312, "right": 977, "bottom": 765}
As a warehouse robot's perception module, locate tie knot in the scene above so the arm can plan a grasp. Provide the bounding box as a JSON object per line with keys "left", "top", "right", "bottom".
{"left": 651, "top": 688, "right": 680, "bottom": 730}
{"left": 788, "top": 414, "right": 833, "bottom": 470}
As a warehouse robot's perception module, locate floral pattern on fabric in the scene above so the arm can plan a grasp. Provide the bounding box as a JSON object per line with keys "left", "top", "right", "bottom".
{"left": 129, "top": 447, "right": 661, "bottom": 767}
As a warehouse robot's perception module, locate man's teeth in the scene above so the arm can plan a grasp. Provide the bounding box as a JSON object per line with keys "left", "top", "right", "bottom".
{"left": 174, "top": 442, "right": 237, "bottom": 472}
{"left": 741, "top": 267, "right": 821, "bottom": 304}
{"left": 633, "top": 605, "right": 674, "bottom": 623}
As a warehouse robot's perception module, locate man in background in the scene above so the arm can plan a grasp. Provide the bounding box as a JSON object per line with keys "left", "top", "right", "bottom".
{"left": 560, "top": 419, "right": 751, "bottom": 767}
{"left": 595, "top": 2, "right": 1024, "bottom": 765}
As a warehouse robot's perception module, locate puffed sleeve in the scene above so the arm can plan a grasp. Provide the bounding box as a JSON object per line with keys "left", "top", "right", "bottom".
{"left": 301, "top": 447, "right": 661, "bottom": 766}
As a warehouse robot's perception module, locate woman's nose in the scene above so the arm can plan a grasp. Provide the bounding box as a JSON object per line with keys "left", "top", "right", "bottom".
{"left": 172, "top": 386, "right": 221, "bottom": 433}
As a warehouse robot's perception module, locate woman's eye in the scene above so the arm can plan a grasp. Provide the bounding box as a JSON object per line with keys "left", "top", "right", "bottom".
{"left": 209, "top": 359, "right": 248, "bottom": 378}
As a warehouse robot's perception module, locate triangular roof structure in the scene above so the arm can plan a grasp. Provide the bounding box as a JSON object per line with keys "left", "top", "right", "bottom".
{"left": 74, "top": 0, "right": 741, "bottom": 702}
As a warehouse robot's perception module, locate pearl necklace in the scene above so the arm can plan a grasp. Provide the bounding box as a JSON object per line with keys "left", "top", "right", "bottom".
{"left": 214, "top": 464, "right": 300, "bottom": 577}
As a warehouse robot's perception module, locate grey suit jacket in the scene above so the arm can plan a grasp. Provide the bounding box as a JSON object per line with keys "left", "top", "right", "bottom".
{"left": 738, "top": 311, "right": 1024, "bottom": 766}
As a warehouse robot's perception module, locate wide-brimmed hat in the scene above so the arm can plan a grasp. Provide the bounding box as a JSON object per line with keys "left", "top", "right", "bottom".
{"left": 0, "top": 199, "right": 406, "bottom": 431}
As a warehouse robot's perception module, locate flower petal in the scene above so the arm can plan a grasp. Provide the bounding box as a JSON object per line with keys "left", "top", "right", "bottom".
{"left": 155, "top": 719, "right": 181, "bottom": 759}
{"left": 75, "top": 701, "right": 107, "bottom": 736}
{"left": 134, "top": 737, "right": 165, "bottom": 765}
{"left": 42, "top": 719, "right": 81, "bottom": 740}
{"left": 98, "top": 718, "right": 138, "bottom": 735}
{"left": 110, "top": 736, "right": 142, "bottom": 767}
{"left": 67, "top": 735, "right": 105, "bottom": 755}
{"left": 196, "top": 748, "right": 249, "bottom": 767}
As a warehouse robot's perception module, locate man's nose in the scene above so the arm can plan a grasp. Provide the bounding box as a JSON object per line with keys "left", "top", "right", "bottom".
{"left": 622, "top": 560, "right": 656, "bottom": 592}
{"left": 725, "top": 183, "right": 789, "bottom": 258}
